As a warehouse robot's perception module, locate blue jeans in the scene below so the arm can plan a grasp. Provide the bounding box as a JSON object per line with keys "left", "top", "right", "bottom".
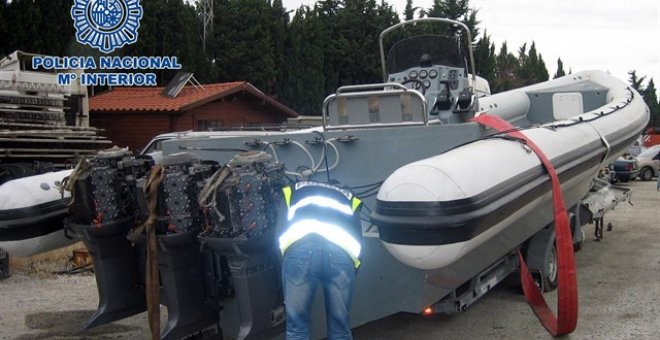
{"left": 282, "top": 235, "right": 356, "bottom": 340}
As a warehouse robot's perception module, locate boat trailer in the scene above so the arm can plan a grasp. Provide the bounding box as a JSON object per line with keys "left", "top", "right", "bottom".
{"left": 579, "top": 178, "right": 633, "bottom": 241}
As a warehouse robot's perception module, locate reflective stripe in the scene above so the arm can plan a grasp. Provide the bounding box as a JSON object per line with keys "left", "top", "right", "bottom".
{"left": 351, "top": 197, "right": 362, "bottom": 212}
{"left": 279, "top": 219, "right": 361, "bottom": 268}
{"left": 295, "top": 181, "right": 353, "bottom": 200}
{"left": 282, "top": 186, "right": 292, "bottom": 208}
{"left": 287, "top": 195, "right": 353, "bottom": 221}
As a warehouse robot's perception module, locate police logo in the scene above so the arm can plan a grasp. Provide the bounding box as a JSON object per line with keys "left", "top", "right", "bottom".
{"left": 71, "top": 0, "right": 143, "bottom": 53}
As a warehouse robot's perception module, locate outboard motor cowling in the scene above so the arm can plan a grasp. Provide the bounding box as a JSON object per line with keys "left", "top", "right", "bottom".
{"left": 65, "top": 148, "right": 152, "bottom": 329}
{"left": 135, "top": 152, "right": 219, "bottom": 340}
{"left": 199, "top": 151, "right": 287, "bottom": 340}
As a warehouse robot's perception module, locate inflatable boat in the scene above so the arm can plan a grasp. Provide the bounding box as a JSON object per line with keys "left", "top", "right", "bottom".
{"left": 0, "top": 169, "right": 74, "bottom": 257}
{"left": 62, "top": 18, "right": 649, "bottom": 339}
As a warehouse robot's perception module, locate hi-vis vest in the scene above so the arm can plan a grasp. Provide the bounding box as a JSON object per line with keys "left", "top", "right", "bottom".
{"left": 279, "top": 181, "right": 363, "bottom": 268}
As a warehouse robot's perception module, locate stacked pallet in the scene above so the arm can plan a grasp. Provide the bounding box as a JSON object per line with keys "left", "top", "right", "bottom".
{"left": 0, "top": 90, "right": 111, "bottom": 167}
{"left": 0, "top": 51, "right": 112, "bottom": 169}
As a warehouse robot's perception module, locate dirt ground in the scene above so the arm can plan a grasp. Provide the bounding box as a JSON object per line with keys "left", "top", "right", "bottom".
{"left": 0, "top": 243, "right": 152, "bottom": 340}
{"left": 1, "top": 180, "right": 659, "bottom": 339}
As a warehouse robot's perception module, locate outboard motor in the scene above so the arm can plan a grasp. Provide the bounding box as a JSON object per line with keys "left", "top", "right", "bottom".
{"left": 135, "top": 152, "right": 218, "bottom": 339}
{"left": 199, "top": 151, "right": 286, "bottom": 340}
{"left": 64, "top": 148, "right": 152, "bottom": 329}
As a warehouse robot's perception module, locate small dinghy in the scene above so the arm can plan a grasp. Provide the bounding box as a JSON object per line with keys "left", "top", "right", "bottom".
{"left": 0, "top": 169, "right": 74, "bottom": 257}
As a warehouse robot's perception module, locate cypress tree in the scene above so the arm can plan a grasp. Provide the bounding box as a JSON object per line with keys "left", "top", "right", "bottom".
{"left": 315, "top": 0, "right": 342, "bottom": 95}
{"left": 212, "top": 0, "right": 277, "bottom": 93}
{"left": 279, "top": 6, "right": 327, "bottom": 114}
{"left": 516, "top": 42, "right": 548, "bottom": 86}
{"left": 491, "top": 42, "right": 521, "bottom": 93}
{"left": 628, "top": 70, "right": 646, "bottom": 93}
{"left": 3, "top": 0, "right": 42, "bottom": 56}
{"left": 0, "top": 0, "right": 573, "bottom": 114}
{"left": 26, "top": 0, "right": 74, "bottom": 56}
{"left": 427, "top": 0, "right": 469, "bottom": 19}
{"left": 340, "top": 0, "right": 398, "bottom": 85}
{"left": 271, "top": 0, "right": 290, "bottom": 99}
{"left": 315, "top": 0, "right": 398, "bottom": 94}
{"left": 424, "top": 0, "right": 474, "bottom": 38}
{"left": 121, "top": 0, "right": 212, "bottom": 84}
{"left": 474, "top": 30, "right": 495, "bottom": 81}
{"left": 404, "top": 0, "right": 419, "bottom": 21}
{"left": 627, "top": 71, "right": 659, "bottom": 127}
{"left": 642, "top": 79, "right": 659, "bottom": 127}
{"left": 554, "top": 58, "right": 566, "bottom": 78}
{"left": 462, "top": 8, "right": 480, "bottom": 44}
{"left": 517, "top": 43, "right": 529, "bottom": 82}
{"left": 536, "top": 53, "right": 548, "bottom": 82}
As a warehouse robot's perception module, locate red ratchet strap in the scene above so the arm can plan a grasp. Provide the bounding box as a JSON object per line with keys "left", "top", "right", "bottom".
{"left": 471, "top": 114, "right": 578, "bottom": 336}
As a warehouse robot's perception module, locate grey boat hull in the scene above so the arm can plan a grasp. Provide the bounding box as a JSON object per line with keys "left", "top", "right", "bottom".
{"left": 157, "top": 70, "right": 647, "bottom": 337}
{"left": 66, "top": 63, "right": 648, "bottom": 339}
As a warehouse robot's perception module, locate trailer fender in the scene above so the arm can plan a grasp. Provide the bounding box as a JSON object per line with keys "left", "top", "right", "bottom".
{"left": 525, "top": 227, "right": 557, "bottom": 292}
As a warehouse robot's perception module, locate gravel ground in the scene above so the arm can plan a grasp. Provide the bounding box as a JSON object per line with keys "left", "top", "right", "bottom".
{"left": 0, "top": 273, "right": 150, "bottom": 340}
{"left": 1, "top": 180, "right": 658, "bottom": 339}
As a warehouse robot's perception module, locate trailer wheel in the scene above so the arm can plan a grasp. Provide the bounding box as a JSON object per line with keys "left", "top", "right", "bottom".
{"left": 543, "top": 244, "right": 558, "bottom": 291}
{"left": 525, "top": 228, "right": 557, "bottom": 292}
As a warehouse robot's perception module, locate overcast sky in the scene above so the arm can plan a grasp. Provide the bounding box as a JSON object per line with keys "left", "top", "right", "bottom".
{"left": 281, "top": 0, "right": 660, "bottom": 95}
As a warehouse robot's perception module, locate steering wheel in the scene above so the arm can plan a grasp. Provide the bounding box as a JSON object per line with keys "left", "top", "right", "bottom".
{"left": 400, "top": 78, "right": 426, "bottom": 95}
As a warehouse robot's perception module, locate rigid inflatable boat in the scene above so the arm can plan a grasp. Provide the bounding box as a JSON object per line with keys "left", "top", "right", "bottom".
{"left": 62, "top": 18, "right": 649, "bottom": 339}
{"left": 0, "top": 169, "right": 74, "bottom": 257}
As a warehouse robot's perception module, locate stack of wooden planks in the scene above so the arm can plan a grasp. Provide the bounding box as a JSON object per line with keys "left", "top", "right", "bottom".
{"left": 0, "top": 91, "right": 111, "bottom": 167}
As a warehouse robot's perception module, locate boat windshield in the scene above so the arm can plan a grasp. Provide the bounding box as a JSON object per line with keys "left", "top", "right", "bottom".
{"left": 386, "top": 35, "right": 465, "bottom": 74}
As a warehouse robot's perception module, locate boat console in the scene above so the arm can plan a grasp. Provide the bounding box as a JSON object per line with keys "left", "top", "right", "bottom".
{"left": 385, "top": 35, "right": 476, "bottom": 121}
{"left": 323, "top": 19, "right": 483, "bottom": 130}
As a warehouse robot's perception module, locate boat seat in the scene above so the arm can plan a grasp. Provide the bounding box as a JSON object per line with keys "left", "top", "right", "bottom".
{"left": 324, "top": 83, "right": 427, "bottom": 129}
